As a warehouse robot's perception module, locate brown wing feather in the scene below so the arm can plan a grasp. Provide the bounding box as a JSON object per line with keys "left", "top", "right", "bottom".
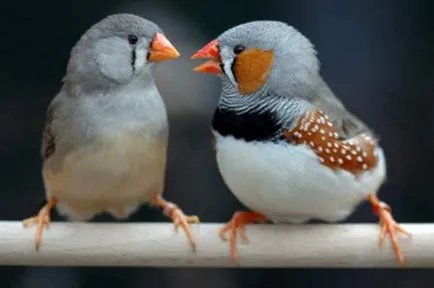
{"left": 283, "top": 109, "right": 379, "bottom": 175}
{"left": 41, "top": 103, "right": 56, "bottom": 161}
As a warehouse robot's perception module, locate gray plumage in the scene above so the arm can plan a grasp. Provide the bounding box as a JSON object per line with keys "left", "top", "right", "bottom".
{"left": 24, "top": 13, "right": 198, "bottom": 251}
{"left": 43, "top": 13, "right": 168, "bottom": 167}
{"left": 41, "top": 13, "right": 170, "bottom": 220}
{"left": 67, "top": 14, "right": 162, "bottom": 92}
{"left": 216, "top": 20, "right": 370, "bottom": 139}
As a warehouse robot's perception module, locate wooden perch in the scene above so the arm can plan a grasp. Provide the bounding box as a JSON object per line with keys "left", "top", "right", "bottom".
{"left": 0, "top": 222, "right": 431, "bottom": 267}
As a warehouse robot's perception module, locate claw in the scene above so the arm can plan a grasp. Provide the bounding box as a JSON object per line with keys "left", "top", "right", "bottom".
{"left": 219, "top": 211, "right": 268, "bottom": 263}
{"left": 173, "top": 216, "right": 180, "bottom": 232}
{"left": 238, "top": 225, "right": 250, "bottom": 244}
{"left": 368, "top": 194, "right": 411, "bottom": 265}
{"left": 378, "top": 208, "right": 411, "bottom": 263}
{"left": 379, "top": 219, "right": 387, "bottom": 246}
{"left": 22, "top": 198, "right": 57, "bottom": 251}
{"left": 171, "top": 209, "right": 200, "bottom": 250}
{"left": 219, "top": 225, "right": 230, "bottom": 241}
{"left": 153, "top": 195, "right": 200, "bottom": 251}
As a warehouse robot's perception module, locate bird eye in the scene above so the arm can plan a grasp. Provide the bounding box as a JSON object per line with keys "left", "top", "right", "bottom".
{"left": 128, "top": 34, "right": 138, "bottom": 45}
{"left": 233, "top": 45, "right": 245, "bottom": 55}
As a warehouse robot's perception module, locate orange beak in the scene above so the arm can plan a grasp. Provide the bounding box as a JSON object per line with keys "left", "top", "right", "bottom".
{"left": 148, "top": 32, "right": 180, "bottom": 62}
{"left": 191, "top": 39, "right": 222, "bottom": 75}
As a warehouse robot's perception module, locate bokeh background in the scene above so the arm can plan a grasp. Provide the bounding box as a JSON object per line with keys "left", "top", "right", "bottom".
{"left": 1, "top": 0, "right": 434, "bottom": 287}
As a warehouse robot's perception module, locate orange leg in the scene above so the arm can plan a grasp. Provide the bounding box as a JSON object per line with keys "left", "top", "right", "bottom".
{"left": 219, "top": 211, "right": 269, "bottom": 263}
{"left": 22, "top": 197, "right": 58, "bottom": 251}
{"left": 152, "top": 195, "right": 200, "bottom": 251}
{"left": 368, "top": 194, "right": 411, "bottom": 265}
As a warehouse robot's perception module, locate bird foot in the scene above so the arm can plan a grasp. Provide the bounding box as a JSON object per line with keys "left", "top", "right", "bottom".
{"left": 22, "top": 198, "right": 57, "bottom": 251}
{"left": 154, "top": 196, "right": 200, "bottom": 251}
{"left": 368, "top": 195, "right": 411, "bottom": 265}
{"left": 219, "top": 211, "right": 268, "bottom": 264}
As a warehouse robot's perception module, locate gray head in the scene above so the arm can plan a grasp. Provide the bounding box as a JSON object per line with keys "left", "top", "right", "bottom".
{"left": 192, "top": 20, "right": 320, "bottom": 98}
{"left": 66, "top": 13, "right": 180, "bottom": 92}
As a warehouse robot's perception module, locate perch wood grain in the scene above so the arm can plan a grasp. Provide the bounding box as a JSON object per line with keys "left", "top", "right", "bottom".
{"left": 0, "top": 222, "right": 430, "bottom": 267}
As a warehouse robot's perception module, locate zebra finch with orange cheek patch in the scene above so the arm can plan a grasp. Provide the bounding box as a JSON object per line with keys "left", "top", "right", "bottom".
{"left": 191, "top": 20, "right": 411, "bottom": 265}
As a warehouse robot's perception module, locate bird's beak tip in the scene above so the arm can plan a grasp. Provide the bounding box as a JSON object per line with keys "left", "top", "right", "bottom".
{"left": 191, "top": 39, "right": 222, "bottom": 74}
{"left": 148, "top": 32, "right": 180, "bottom": 62}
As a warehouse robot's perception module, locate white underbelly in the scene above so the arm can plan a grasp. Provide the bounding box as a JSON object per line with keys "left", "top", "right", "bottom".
{"left": 43, "top": 135, "right": 167, "bottom": 220}
{"left": 215, "top": 133, "right": 386, "bottom": 223}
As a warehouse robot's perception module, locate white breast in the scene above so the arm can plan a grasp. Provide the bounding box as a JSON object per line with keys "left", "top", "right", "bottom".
{"left": 214, "top": 132, "right": 387, "bottom": 223}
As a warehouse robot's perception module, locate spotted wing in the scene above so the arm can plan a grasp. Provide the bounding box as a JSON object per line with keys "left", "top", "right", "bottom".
{"left": 283, "top": 109, "right": 379, "bottom": 174}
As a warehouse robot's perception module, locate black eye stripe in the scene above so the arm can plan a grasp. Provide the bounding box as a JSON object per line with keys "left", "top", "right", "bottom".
{"left": 230, "top": 45, "right": 245, "bottom": 81}
{"left": 220, "top": 63, "right": 225, "bottom": 74}
{"left": 230, "top": 57, "right": 238, "bottom": 82}
{"left": 131, "top": 49, "right": 136, "bottom": 71}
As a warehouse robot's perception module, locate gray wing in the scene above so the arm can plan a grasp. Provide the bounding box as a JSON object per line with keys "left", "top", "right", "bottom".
{"left": 41, "top": 85, "right": 68, "bottom": 162}
{"left": 310, "top": 77, "right": 371, "bottom": 139}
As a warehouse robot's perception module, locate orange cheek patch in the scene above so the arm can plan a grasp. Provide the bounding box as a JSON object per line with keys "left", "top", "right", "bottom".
{"left": 233, "top": 49, "right": 274, "bottom": 95}
{"left": 284, "top": 110, "right": 379, "bottom": 175}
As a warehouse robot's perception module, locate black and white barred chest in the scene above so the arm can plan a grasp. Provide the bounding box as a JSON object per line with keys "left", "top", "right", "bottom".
{"left": 211, "top": 107, "right": 286, "bottom": 142}
{"left": 212, "top": 83, "right": 306, "bottom": 143}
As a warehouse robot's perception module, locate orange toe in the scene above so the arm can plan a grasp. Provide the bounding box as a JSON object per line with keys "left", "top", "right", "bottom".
{"left": 152, "top": 195, "right": 200, "bottom": 251}
{"left": 368, "top": 194, "right": 411, "bottom": 265}
{"left": 378, "top": 207, "right": 411, "bottom": 264}
{"left": 22, "top": 198, "right": 57, "bottom": 250}
{"left": 219, "top": 211, "right": 268, "bottom": 263}
{"left": 171, "top": 208, "right": 200, "bottom": 250}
